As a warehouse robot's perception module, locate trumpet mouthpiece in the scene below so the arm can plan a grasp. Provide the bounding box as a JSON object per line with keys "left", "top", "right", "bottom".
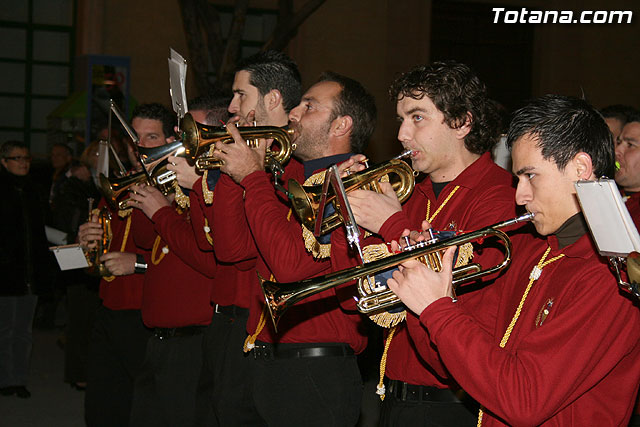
{"left": 395, "top": 150, "right": 414, "bottom": 160}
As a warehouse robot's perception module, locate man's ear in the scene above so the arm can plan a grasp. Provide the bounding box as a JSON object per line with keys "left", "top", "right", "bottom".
{"left": 573, "top": 152, "right": 594, "bottom": 180}
{"left": 331, "top": 115, "right": 353, "bottom": 138}
{"left": 453, "top": 112, "right": 473, "bottom": 140}
{"left": 265, "top": 89, "right": 283, "bottom": 112}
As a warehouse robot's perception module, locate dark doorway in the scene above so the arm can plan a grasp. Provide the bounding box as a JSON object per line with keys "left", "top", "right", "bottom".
{"left": 431, "top": 1, "right": 534, "bottom": 116}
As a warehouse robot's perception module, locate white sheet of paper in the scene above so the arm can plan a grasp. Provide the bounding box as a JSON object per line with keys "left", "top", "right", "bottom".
{"left": 168, "top": 48, "right": 188, "bottom": 118}
{"left": 49, "top": 244, "right": 89, "bottom": 270}
{"left": 575, "top": 179, "right": 640, "bottom": 257}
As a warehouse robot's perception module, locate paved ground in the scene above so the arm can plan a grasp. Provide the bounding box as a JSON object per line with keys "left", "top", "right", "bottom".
{"left": 0, "top": 327, "right": 381, "bottom": 427}
{"left": 0, "top": 328, "right": 84, "bottom": 427}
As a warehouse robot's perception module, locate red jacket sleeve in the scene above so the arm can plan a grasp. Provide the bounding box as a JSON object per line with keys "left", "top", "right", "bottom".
{"left": 420, "top": 265, "right": 640, "bottom": 426}
{"left": 210, "top": 173, "right": 258, "bottom": 263}
{"left": 151, "top": 205, "right": 217, "bottom": 278}
{"left": 241, "top": 170, "right": 331, "bottom": 282}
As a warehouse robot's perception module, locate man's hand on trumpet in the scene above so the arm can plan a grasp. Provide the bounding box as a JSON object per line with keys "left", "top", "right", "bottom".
{"left": 126, "top": 184, "right": 172, "bottom": 219}
{"left": 215, "top": 121, "right": 268, "bottom": 184}
{"left": 100, "top": 252, "right": 137, "bottom": 276}
{"left": 386, "top": 245, "right": 457, "bottom": 316}
{"left": 166, "top": 156, "right": 200, "bottom": 190}
{"left": 347, "top": 183, "right": 403, "bottom": 234}
{"left": 77, "top": 214, "right": 102, "bottom": 250}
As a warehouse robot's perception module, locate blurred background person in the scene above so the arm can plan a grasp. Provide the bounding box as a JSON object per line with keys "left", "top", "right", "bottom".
{"left": 0, "top": 140, "right": 53, "bottom": 399}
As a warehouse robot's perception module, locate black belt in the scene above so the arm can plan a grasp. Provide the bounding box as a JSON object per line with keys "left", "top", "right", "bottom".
{"left": 252, "top": 341, "right": 354, "bottom": 360}
{"left": 153, "top": 325, "right": 207, "bottom": 340}
{"left": 386, "top": 379, "right": 465, "bottom": 403}
{"left": 214, "top": 304, "right": 249, "bottom": 318}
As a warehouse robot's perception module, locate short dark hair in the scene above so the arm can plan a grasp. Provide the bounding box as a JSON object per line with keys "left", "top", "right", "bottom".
{"left": 50, "top": 143, "right": 72, "bottom": 156}
{"left": 188, "top": 92, "right": 231, "bottom": 125}
{"left": 624, "top": 110, "right": 640, "bottom": 126}
{"left": 600, "top": 104, "right": 639, "bottom": 125}
{"left": 389, "top": 61, "right": 500, "bottom": 155}
{"left": 1, "top": 140, "right": 28, "bottom": 159}
{"left": 131, "top": 103, "right": 176, "bottom": 139}
{"left": 317, "top": 71, "right": 377, "bottom": 154}
{"left": 507, "top": 95, "right": 615, "bottom": 179}
{"left": 237, "top": 50, "right": 302, "bottom": 113}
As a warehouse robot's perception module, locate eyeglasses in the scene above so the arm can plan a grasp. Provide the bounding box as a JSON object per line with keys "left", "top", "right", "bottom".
{"left": 4, "top": 156, "right": 32, "bottom": 162}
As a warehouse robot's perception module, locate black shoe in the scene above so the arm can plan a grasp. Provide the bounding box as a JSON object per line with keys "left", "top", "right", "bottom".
{"left": 0, "top": 386, "right": 16, "bottom": 396}
{"left": 15, "top": 386, "right": 30, "bottom": 399}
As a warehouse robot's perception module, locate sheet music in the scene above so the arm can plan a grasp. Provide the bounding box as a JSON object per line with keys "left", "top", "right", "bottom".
{"left": 575, "top": 179, "right": 640, "bottom": 257}
{"left": 168, "top": 48, "right": 188, "bottom": 118}
{"left": 49, "top": 244, "right": 89, "bottom": 270}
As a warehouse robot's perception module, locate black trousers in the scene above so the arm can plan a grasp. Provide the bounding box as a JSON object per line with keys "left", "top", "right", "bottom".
{"left": 64, "top": 282, "right": 100, "bottom": 383}
{"left": 196, "top": 309, "right": 262, "bottom": 427}
{"left": 84, "top": 306, "right": 151, "bottom": 427}
{"left": 251, "top": 345, "right": 363, "bottom": 427}
{"left": 130, "top": 332, "right": 205, "bottom": 427}
{"left": 379, "top": 390, "right": 479, "bottom": 427}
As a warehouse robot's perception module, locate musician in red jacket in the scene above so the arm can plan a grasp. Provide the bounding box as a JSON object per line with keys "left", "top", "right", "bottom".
{"left": 212, "top": 71, "right": 376, "bottom": 426}
{"left": 332, "top": 61, "right": 516, "bottom": 426}
{"left": 615, "top": 112, "right": 640, "bottom": 230}
{"left": 388, "top": 95, "right": 640, "bottom": 426}
{"left": 169, "top": 51, "right": 304, "bottom": 426}
{"left": 78, "top": 103, "right": 176, "bottom": 427}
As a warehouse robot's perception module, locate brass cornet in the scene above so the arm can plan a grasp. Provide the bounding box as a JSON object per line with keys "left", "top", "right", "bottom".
{"left": 85, "top": 200, "right": 113, "bottom": 277}
{"left": 261, "top": 213, "right": 534, "bottom": 329}
{"left": 99, "top": 141, "right": 185, "bottom": 210}
{"left": 180, "top": 112, "right": 295, "bottom": 170}
{"left": 288, "top": 151, "right": 415, "bottom": 236}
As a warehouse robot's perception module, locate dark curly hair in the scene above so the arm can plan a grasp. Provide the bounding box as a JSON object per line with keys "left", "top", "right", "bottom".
{"left": 507, "top": 95, "right": 615, "bottom": 179}
{"left": 131, "top": 103, "right": 177, "bottom": 139}
{"left": 389, "top": 61, "right": 500, "bottom": 154}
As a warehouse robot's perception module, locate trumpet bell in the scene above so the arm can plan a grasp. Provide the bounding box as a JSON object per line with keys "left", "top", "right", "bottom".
{"left": 289, "top": 157, "right": 415, "bottom": 236}
{"left": 180, "top": 112, "right": 295, "bottom": 170}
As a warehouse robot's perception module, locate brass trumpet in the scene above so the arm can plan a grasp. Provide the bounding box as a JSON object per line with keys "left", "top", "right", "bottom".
{"left": 99, "top": 141, "right": 185, "bottom": 210}
{"left": 180, "top": 112, "right": 295, "bottom": 170}
{"left": 261, "top": 213, "right": 534, "bottom": 329}
{"left": 85, "top": 201, "right": 113, "bottom": 277}
{"left": 288, "top": 151, "right": 415, "bottom": 236}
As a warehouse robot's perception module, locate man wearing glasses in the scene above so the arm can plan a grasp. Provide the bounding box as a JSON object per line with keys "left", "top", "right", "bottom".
{"left": 0, "top": 141, "right": 51, "bottom": 399}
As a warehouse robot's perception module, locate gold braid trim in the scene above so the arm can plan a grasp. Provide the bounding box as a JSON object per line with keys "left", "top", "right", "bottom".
{"left": 204, "top": 219, "right": 214, "bottom": 247}
{"left": 376, "top": 326, "right": 397, "bottom": 400}
{"left": 118, "top": 207, "right": 133, "bottom": 218}
{"left": 243, "top": 276, "right": 275, "bottom": 352}
{"left": 103, "top": 214, "right": 131, "bottom": 282}
{"left": 151, "top": 235, "right": 168, "bottom": 265}
{"left": 362, "top": 243, "right": 407, "bottom": 328}
{"left": 300, "top": 171, "right": 332, "bottom": 258}
{"left": 202, "top": 169, "right": 214, "bottom": 205}
{"left": 174, "top": 184, "right": 190, "bottom": 209}
{"left": 477, "top": 246, "right": 564, "bottom": 426}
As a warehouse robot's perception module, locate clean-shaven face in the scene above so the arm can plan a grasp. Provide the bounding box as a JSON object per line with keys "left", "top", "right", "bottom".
{"left": 512, "top": 133, "right": 581, "bottom": 236}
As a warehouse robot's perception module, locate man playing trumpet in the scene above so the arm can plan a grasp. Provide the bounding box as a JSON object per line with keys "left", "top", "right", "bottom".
{"left": 332, "top": 61, "right": 517, "bottom": 426}
{"left": 211, "top": 70, "right": 376, "bottom": 426}
{"left": 387, "top": 95, "right": 640, "bottom": 426}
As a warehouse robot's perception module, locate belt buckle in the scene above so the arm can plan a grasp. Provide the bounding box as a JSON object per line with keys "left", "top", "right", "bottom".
{"left": 253, "top": 344, "right": 272, "bottom": 360}
{"left": 214, "top": 304, "right": 222, "bottom": 314}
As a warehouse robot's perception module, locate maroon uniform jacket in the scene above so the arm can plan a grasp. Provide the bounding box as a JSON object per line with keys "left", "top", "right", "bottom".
{"left": 97, "top": 200, "right": 146, "bottom": 311}
{"left": 331, "top": 153, "right": 516, "bottom": 387}
{"left": 625, "top": 191, "right": 640, "bottom": 231}
{"left": 132, "top": 205, "right": 216, "bottom": 328}
{"left": 190, "top": 176, "right": 256, "bottom": 308}
{"left": 421, "top": 231, "right": 640, "bottom": 426}
{"left": 211, "top": 157, "right": 367, "bottom": 354}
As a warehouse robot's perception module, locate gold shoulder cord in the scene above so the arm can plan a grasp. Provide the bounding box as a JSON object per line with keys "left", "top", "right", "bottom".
{"left": 477, "top": 246, "right": 564, "bottom": 426}
{"left": 244, "top": 274, "right": 276, "bottom": 352}
{"left": 377, "top": 185, "right": 460, "bottom": 400}
{"left": 103, "top": 214, "right": 132, "bottom": 282}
